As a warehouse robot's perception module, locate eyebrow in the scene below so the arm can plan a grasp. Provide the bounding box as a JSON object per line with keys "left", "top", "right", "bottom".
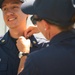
{"left": 2, "top": 1, "right": 21, "bottom": 8}
{"left": 11, "top": 2, "right": 21, "bottom": 4}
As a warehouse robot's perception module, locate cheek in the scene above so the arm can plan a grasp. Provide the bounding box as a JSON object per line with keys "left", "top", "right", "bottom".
{"left": 37, "top": 23, "right": 41, "bottom": 30}
{"left": 37, "top": 22, "right": 46, "bottom": 36}
{"left": 18, "top": 14, "right": 26, "bottom": 22}
{"left": 20, "top": 12, "right": 28, "bottom": 20}
{"left": 3, "top": 14, "right": 6, "bottom": 22}
{"left": 37, "top": 23, "right": 44, "bottom": 32}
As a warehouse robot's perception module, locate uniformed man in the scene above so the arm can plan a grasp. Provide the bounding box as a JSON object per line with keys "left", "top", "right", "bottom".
{"left": 17, "top": 0, "right": 75, "bottom": 75}
{"left": 0, "top": 0, "right": 49, "bottom": 75}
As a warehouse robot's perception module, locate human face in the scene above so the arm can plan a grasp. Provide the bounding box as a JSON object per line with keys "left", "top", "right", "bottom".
{"left": 2, "top": 0, "right": 28, "bottom": 29}
{"left": 31, "top": 15, "right": 48, "bottom": 39}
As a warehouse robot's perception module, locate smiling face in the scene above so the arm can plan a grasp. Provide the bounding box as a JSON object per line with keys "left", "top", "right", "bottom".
{"left": 1, "top": 0, "right": 28, "bottom": 29}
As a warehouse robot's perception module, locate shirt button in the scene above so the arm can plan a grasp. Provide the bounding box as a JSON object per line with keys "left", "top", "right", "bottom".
{"left": 33, "top": 41, "right": 36, "bottom": 44}
{"left": 46, "top": 44, "right": 49, "bottom": 47}
{"left": 0, "top": 58, "right": 1, "bottom": 62}
{"left": 1, "top": 40, "right": 5, "bottom": 43}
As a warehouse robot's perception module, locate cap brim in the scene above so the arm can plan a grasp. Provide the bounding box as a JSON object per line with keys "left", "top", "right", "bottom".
{"left": 21, "top": 0, "right": 36, "bottom": 14}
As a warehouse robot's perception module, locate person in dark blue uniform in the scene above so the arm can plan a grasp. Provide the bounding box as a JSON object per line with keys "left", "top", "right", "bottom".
{"left": 0, "top": 0, "right": 49, "bottom": 75}
{"left": 18, "top": 0, "right": 75, "bottom": 75}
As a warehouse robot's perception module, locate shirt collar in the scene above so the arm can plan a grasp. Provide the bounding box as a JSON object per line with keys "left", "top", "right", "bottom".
{"left": 49, "top": 29, "right": 75, "bottom": 45}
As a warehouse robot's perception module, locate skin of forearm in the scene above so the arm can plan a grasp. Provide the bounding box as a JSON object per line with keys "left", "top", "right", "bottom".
{"left": 17, "top": 56, "right": 27, "bottom": 75}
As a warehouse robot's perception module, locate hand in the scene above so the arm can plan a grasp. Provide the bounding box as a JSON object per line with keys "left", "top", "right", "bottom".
{"left": 16, "top": 36, "right": 30, "bottom": 53}
{"left": 24, "top": 26, "right": 40, "bottom": 38}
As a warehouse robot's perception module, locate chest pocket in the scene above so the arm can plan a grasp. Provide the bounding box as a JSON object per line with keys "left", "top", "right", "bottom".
{"left": 0, "top": 47, "right": 8, "bottom": 75}
{"left": 0, "top": 58, "right": 8, "bottom": 71}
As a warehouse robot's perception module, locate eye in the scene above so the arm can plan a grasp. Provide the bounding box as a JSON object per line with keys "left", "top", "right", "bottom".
{"left": 2, "top": 7, "right": 8, "bottom": 11}
{"left": 12, "top": 6, "right": 19, "bottom": 9}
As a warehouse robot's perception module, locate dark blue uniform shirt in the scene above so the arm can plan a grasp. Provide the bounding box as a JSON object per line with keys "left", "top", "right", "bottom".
{"left": 0, "top": 31, "right": 48, "bottom": 75}
{"left": 19, "top": 30, "right": 75, "bottom": 75}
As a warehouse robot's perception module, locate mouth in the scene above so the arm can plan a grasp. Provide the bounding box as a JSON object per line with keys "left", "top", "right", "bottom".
{"left": 8, "top": 17, "right": 17, "bottom": 21}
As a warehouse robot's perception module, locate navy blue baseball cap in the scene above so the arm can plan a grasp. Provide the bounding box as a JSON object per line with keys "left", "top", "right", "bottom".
{"left": 0, "top": 0, "right": 4, "bottom": 8}
{"left": 21, "top": 0, "right": 75, "bottom": 26}
{"left": 0, "top": 0, "right": 24, "bottom": 8}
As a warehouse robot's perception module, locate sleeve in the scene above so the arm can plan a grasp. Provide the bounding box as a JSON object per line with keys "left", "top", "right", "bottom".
{"left": 18, "top": 55, "right": 39, "bottom": 75}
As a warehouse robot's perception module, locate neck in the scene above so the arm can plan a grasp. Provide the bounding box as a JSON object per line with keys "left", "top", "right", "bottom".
{"left": 47, "top": 25, "right": 62, "bottom": 40}
{"left": 9, "top": 28, "right": 26, "bottom": 39}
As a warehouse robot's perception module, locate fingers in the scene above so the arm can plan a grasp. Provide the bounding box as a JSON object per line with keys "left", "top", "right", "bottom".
{"left": 24, "top": 26, "right": 34, "bottom": 38}
{"left": 24, "top": 28, "right": 32, "bottom": 37}
{"left": 26, "top": 31, "right": 34, "bottom": 38}
{"left": 24, "top": 26, "right": 40, "bottom": 38}
{"left": 16, "top": 36, "right": 30, "bottom": 53}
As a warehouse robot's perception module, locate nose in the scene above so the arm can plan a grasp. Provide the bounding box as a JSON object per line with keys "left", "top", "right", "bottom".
{"left": 5, "top": 9, "right": 14, "bottom": 16}
{"left": 6, "top": 11, "right": 14, "bottom": 16}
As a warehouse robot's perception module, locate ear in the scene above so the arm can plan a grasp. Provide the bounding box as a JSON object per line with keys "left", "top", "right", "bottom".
{"left": 42, "top": 20, "right": 50, "bottom": 30}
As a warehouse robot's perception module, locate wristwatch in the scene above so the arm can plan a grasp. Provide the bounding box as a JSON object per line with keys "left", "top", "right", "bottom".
{"left": 18, "top": 52, "right": 29, "bottom": 59}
